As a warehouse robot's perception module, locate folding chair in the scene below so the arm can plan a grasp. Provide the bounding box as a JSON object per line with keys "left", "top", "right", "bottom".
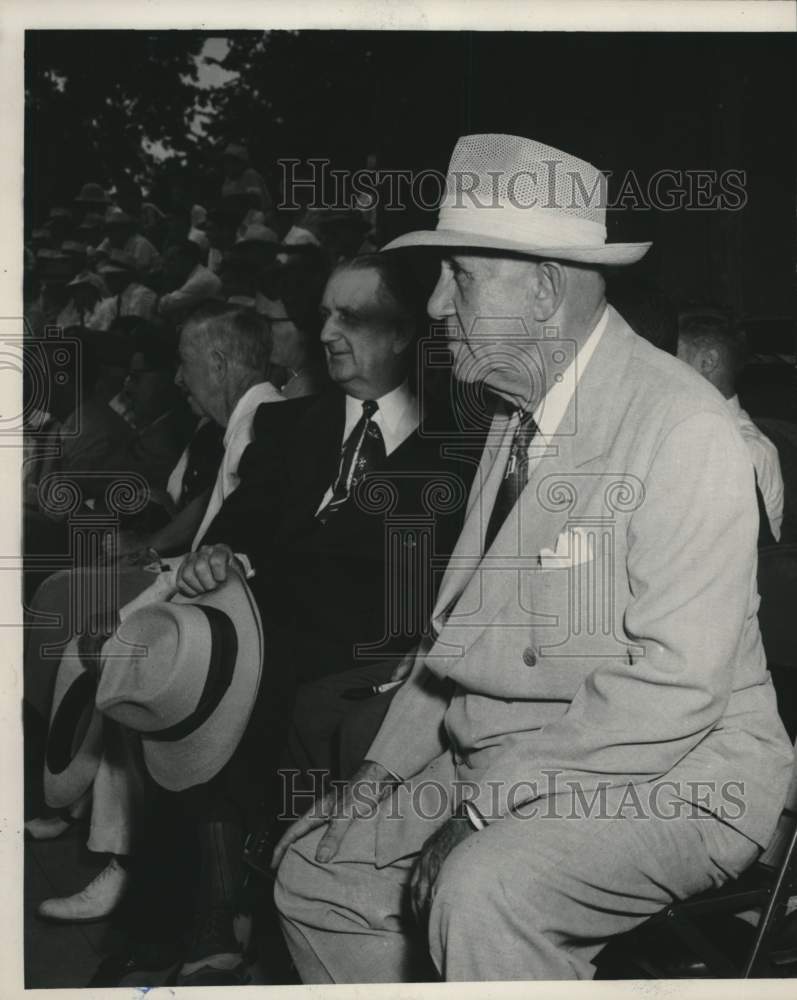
{"left": 596, "top": 544, "right": 797, "bottom": 978}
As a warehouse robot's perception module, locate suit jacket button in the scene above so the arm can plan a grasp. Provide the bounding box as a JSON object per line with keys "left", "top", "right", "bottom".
{"left": 523, "top": 647, "right": 537, "bottom": 667}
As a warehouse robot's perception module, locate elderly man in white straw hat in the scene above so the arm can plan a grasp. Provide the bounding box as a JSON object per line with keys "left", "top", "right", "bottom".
{"left": 271, "top": 134, "right": 793, "bottom": 982}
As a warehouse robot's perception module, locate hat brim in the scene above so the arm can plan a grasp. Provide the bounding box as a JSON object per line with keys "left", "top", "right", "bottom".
{"left": 43, "top": 638, "right": 104, "bottom": 809}
{"left": 382, "top": 228, "right": 651, "bottom": 266}
{"left": 138, "top": 569, "right": 264, "bottom": 792}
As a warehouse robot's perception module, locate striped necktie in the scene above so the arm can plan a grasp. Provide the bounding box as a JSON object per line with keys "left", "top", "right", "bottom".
{"left": 316, "top": 400, "right": 386, "bottom": 525}
{"left": 484, "top": 410, "right": 539, "bottom": 552}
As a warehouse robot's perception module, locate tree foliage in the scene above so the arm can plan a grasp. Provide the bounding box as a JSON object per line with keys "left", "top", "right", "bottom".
{"left": 25, "top": 30, "right": 208, "bottom": 220}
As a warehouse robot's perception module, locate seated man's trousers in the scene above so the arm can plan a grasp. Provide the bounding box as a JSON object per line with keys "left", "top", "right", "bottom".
{"left": 275, "top": 776, "right": 760, "bottom": 982}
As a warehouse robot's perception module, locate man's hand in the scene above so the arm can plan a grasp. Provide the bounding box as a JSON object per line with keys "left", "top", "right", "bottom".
{"left": 409, "top": 811, "right": 475, "bottom": 923}
{"left": 271, "top": 760, "right": 398, "bottom": 871}
{"left": 176, "top": 544, "right": 239, "bottom": 597}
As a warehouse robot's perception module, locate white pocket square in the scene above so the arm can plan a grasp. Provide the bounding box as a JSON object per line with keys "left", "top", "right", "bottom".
{"left": 538, "top": 527, "right": 595, "bottom": 568}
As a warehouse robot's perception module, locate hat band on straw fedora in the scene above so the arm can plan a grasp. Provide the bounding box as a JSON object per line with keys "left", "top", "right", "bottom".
{"left": 46, "top": 671, "right": 98, "bottom": 775}
{"left": 144, "top": 606, "right": 237, "bottom": 744}
{"left": 437, "top": 203, "right": 607, "bottom": 248}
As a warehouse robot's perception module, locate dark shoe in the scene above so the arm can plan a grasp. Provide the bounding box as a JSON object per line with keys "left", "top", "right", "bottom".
{"left": 177, "top": 903, "right": 247, "bottom": 986}
{"left": 175, "top": 963, "right": 250, "bottom": 986}
{"left": 88, "top": 949, "right": 182, "bottom": 988}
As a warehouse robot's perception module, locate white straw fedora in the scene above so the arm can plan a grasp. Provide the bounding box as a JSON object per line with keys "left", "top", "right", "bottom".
{"left": 96, "top": 568, "right": 263, "bottom": 792}
{"left": 44, "top": 635, "right": 106, "bottom": 809}
{"left": 383, "top": 134, "right": 651, "bottom": 266}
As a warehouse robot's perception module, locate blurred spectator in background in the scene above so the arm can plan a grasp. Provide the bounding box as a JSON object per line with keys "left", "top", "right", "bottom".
{"left": 187, "top": 204, "right": 211, "bottom": 262}
{"left": 33, "top": 250, "right": 75, "bottom": 332}
{"left": 220, "top": 143, "right": 272, "bottom": 218}
{"left": 678, "top": 308, "right": 784, "bottom": 542}
{"left": 206, "top": 198, "right": 245, "bottom": 274}
{"left": 60, "top": 240, "right": 90, "bottom": 280}
{"left": 263, "top": 248, "right": 330, "bottom": 398}
{"left": 76, "top": 212, "right": 106, "bottom": 253}
{"left": 47, "top": 207, "right": 74, "bottom": 246}
{"left": 140, "top": 201, "right": 169, "bottom": 252}
{"left": 29, "top": 227, "right": 53, "bottom": 253}
{"left": 73, "top": 181, "right": 111, "bottom": 222}
{"left": 158, "top": 240, "right": 223, "bottom": 322}
{"left": 55, "top": 271, "right": 106, "bottom": 329}
{"left": 89, "top": 250, "right": 158, "bottom": 329}
{"left": 280, "top": 208, "right": 373, "bottom": 267}
{"left": 96, "top": 207, "right": 163, "bottom": 276}
{"left": 222, "top": 222, "right": 280, "bottom": 309}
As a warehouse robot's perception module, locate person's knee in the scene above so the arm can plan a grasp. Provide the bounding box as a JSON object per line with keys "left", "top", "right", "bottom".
{"left": 274, "top": 838, "right": 320, "bottom": 920}
{"left": 430, "top": 830, "right": 556, "bottom": 933}
{"left": 273, "top": 845, "right": 301, "bottom": 918}
{"left": 430, "top": 834, "right": 496, "bottom": 920}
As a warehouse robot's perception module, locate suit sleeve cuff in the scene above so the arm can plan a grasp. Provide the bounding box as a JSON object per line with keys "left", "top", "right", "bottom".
{"left": 234, "top": 552, "right": 256, "bottom": 579}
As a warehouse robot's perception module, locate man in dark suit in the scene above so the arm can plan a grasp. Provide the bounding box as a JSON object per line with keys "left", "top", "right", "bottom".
{"left": 159, "top": 253, "right": 478, "bottom": 985}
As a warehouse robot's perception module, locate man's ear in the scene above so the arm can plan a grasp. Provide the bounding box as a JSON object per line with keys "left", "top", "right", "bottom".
{"left": 208, "top": 347, "right": 228, "bottom": 380}
{"left": 531, "top": 261, "right": 566, "bottom": 322}
{"left": 391, "top": 325, "right": 415, "bottom": 357}
{"left": 698, "top": 346, "right": 720, "bottom": 377}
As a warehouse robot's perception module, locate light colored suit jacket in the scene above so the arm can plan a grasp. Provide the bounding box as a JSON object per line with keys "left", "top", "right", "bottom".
{"left": 367, "top": 306, "right": 793, "bottom": 866}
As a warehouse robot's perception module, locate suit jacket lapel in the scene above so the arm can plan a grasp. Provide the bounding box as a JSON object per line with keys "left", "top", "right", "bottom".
{"left": 282, "top": 391, "right": 346, "bottom": 535}
{"left": 428, "top": 307, "right": 639, "bottom": 666}
{"left": 429, "top": 404, "right": 515, "bottom": 625}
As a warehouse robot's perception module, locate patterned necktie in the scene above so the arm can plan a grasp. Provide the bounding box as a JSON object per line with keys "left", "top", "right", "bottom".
{"left": 484, "top": 410, "right": 540, "bottom": 552}
{"left": 316, "top": 400, "right": 386, "bottom": 525}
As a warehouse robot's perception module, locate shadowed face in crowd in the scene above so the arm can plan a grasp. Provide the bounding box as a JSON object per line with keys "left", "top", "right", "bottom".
{"left": 222, "top": 154, "right": 245, "bottom": 180}
{"left": 125, "top": 351, "right": 175, "bottom": 426}
{"left": 103, "top": 270, "right": 134, "bottom": 296}
{"left": 319, "top": 266, "right": 412, "bottom": 400}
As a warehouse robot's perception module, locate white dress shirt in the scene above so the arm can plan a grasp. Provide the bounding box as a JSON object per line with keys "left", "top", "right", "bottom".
{"left": 192, "top": 381, "right": 285, "bottom": 549}
{"left": 511, "top": 303, "right": 609, "bottom": 466}
{"left": 316, "top": 382, "right": 419, "bottom": 513}
{"left": 726, "top": 394, "right": 784, "bottom": 541}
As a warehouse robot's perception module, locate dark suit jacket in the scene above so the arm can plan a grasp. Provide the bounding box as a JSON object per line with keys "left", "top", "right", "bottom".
{"left": 205, "top": 387, "right": 482, "bottom": 684}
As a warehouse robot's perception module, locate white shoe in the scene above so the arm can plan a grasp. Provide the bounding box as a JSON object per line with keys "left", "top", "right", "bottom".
{"left": 24, "top": 816, "right": 73, "bottom": 841}
{"left": 37, "top": 858, "right": 129, "bottom": 923}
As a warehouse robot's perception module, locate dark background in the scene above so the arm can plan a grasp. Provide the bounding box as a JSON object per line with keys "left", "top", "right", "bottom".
{"left": 25, "top": 30, "right": 796, "bottom": 345}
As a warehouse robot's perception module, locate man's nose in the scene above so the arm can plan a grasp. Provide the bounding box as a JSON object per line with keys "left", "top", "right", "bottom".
{"left": 319, "top": 318, "right": 337, "bottom": 344}
{"left": 174, "top": 366, "right": 184, "bottom": 388}
{"left": 427, "top": 263, "right": 454, "bottom": 321}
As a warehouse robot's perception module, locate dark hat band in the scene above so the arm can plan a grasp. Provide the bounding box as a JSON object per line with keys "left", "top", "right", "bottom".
{"left": 46, "top": 671, "right": 99, "bottom": 775}
{"left": 143, "top": 605, "right": 237, "bottom": 744}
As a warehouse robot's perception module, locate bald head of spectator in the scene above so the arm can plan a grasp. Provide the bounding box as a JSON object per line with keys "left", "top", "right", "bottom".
{"left": 677, "top": 308, "right": 744, "bottom": 399}
{"left": 175, "top": 303, "right": 273, "bottom": 427}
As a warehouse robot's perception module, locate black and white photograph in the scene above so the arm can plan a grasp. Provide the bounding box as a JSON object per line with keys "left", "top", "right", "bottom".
{"left": 6, "top": 1, "right": 797, "bottom": 993}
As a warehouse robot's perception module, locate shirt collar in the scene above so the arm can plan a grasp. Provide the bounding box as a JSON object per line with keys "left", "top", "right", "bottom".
{"left": 224, "top": 381, "right": 284, "bottom": 446}
{"left": 528, "top": 303, "right": 609, "bottom": 439}
{"left": 725, "top": 393, "right": 742, "bottom": 417}
{"left": 343, "top": 380, "right": 419, "bottom": 455}
{"left": 344, "top": 381, "right": 415, "bottom": 432}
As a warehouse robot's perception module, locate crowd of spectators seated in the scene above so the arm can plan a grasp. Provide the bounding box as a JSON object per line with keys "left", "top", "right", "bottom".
{"left": 21, "top": 139, "right": 797, "bottom": 988}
